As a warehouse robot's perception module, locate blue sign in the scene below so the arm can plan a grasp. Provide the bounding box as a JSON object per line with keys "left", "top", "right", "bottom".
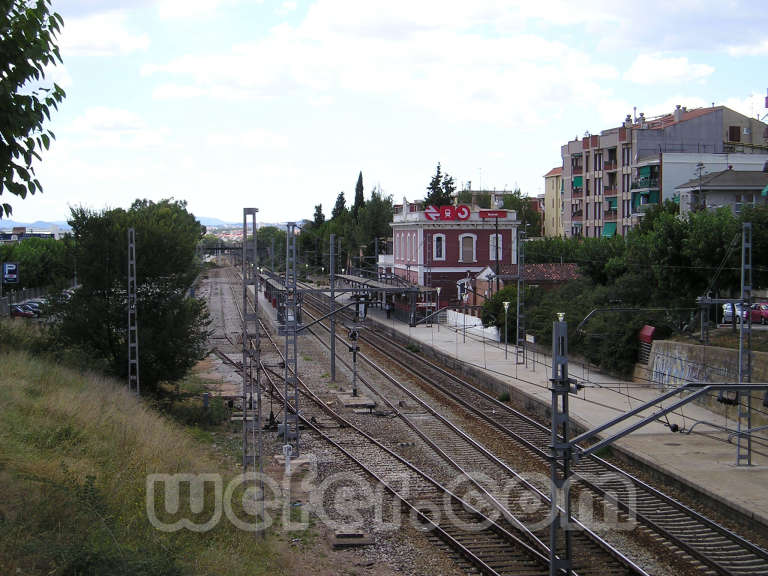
{"left": 3, "top": 262, "right": 18, "bottom": 284}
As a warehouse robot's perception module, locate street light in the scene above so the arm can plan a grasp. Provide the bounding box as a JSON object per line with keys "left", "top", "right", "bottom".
{"left": 436, "top": 286, "right": 441, "bottom": 332}
{"left": 503, "top": 301, "right": 510, "bottom": 359}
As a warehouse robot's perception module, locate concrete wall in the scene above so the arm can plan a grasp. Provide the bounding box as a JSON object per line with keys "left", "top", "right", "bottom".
{"left": 643, "top": 339, "right": 768, "bottom": 425}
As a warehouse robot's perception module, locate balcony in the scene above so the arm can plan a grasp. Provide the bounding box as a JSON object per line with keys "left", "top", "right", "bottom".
{"left": 604, "top": 209, "right": 618, "bottom": 221}
{"left": 631, "top": 177, "right": 659, "bottom": 190}
{"left": 572, "top": 187, "right": 583, "bottom": 198}
{"left": 603, "top": 187, "right": 618, "bottom": 196}
{"left": 572, "top": 209, "right": 583, "bottom": 221}
{"left": 604, "top": 161, "right": 617, "bottom": 171}
{"left": 572, "top": 166, "right": 583, "bottom": 175}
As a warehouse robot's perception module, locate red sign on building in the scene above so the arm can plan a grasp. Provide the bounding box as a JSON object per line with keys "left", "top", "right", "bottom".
{"left": 426, "top": 204, "right": 471, "bottom": 221}
{"left": 479, "top": 210, "right": 507, "bottom": 219}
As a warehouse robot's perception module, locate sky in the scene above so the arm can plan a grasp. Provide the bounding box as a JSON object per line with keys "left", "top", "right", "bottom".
{"left": 8, "top": 0, "right": 768, "bottom": 225}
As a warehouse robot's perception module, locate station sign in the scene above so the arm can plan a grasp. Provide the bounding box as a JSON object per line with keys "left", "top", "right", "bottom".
{"left": 479, "top": 210, "right": 507, "bottom": 219}
{"left": 425, "top": 204, "right": 471, "bottom": 221}
{"left": 2, "top": 262, "right": 18, "bottom": 284}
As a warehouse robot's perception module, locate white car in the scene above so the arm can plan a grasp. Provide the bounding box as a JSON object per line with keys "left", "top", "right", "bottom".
{"left": 722, "top": 303, "right": 744, "bottom": 323}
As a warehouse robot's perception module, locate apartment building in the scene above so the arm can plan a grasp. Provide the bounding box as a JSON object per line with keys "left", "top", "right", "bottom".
{"left": 560, "top": 105, "right": 768, "bottom": 238}
{"left": 543, "top": 167, "right": 563, "bottom": 237}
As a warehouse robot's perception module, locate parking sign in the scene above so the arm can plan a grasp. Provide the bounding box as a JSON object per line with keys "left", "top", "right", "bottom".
{"left": 3, "top": 262, "right": 18, "bottom": 284}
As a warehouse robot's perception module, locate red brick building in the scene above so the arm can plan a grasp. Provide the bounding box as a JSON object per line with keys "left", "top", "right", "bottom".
{"left": 388, "top": 197, "right": 519, "bottom": 301}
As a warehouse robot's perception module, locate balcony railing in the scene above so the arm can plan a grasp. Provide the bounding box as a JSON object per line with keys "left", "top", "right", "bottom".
{"left": 572, "top": 188, "right": 583, "bottom": 198}
{"left": 631, "top": 177, "right": 659, "bottom": 190}
{"left": 572, "top": 209, "right": 583, "bottom": 221}
{"left": 604, "top": 161, "right": 617, "bottom": 171}
{"left": 604, "top": 209, "right": 618, "bottom": 221}
{"left": 572, "top": 166, "right": 583, "bottom": 175}
{"left": 603, "top": 187, "right": 618, "bottom": 196}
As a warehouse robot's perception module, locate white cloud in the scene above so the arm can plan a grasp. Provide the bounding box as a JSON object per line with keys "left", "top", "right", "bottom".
{"left": 60, "top": 11, "right": 149, "bottom": 56}
{"left": 275, "top": 1, "right": 297, "bottom": 16}
{"left": 727, "top": 40, "right": 768, "bottom": 57}
{"left": 207, "top": 129, "right": 290, "bottom": 151}
{"left": 723, "top": 92, "right": 767, "bottom": 119}
{"left": 156, "top": 0, "right": 252, "bottom": 20}
{"left": 624, "top": 54, "right": 714, "bottom": 85}
{"left": 66, "top": 107, "right": 166, "bottom": 148}
{"left": 142, "top": 2, "right": 621, "bottom": 128}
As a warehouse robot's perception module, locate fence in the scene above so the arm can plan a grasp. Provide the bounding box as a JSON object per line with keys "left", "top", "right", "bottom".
{"left": 0, "top": 286, "right": 48, "bottom": 316}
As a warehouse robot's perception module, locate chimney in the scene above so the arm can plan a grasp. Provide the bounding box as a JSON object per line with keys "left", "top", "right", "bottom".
{"left": 624, "top": 114, "right": 632, "bottom": 128}
{"left": 639, "top": 112, "right": 646, "bottom": 128}
{"left": 673, "top": 104, "right": 683, "bottom": 122}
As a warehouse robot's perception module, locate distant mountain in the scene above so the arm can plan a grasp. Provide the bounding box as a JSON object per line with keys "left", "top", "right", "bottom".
{"left": 0, "top": 219, "right": 71, "bottom": 231}
{"left": 197, "top": 216, "right": 240, "bottom": 228}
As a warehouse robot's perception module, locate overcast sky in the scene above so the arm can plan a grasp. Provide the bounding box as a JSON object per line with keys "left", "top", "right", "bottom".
{"left": 9, "top": 0, "right": 768, "bottom": 224}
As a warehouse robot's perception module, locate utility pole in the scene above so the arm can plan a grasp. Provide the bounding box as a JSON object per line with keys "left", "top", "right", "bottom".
{"left": 127, "top": 228, "right": 140, "bottom": 395}
{"left": 516, "top": 229, "right": 526, "bottom": 365}
{"left": 549, "top": 313, "right": 575, "bottom": 576}
{"left": 241, "top": 208, "right": 264, "bottom": 529}
{"left": 283, "top": 223, "right": 301, "bottom": 456}
{"left": 737, "top": 222, "right": 753, "bottom": 465}
{"left": 330, "top": 233, "right": 336, "bottom": 382}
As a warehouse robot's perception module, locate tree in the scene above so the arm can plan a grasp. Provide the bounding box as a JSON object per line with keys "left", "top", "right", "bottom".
{"left": 501, "top": 188, "right": 542, "bottom": 237}
{"left": 0, "top": 1, "right": 66, "bottom": 217}
{"left": 331, "top": 191, "right": 347, "bottom": 219}
{"left": 57, "top": 199, "right": 209, "bottom": 394}
{"left": 313, "top": 204, "right": 325, "bottom": 226}
{"left": 353, "top": 171, "right": 364, "bottom": 222}
{"left": 424, "top": 163, "right": 454, "bottom": 206}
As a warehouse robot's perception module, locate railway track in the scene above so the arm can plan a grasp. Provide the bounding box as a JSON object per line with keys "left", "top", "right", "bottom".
{"left": 296, "top": 285, "right": 768, "bottom": 576}
{"left": 221, "top": 332, "right": 558, "bottom": 575}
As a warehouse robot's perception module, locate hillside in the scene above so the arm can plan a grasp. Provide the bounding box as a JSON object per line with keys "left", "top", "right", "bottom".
{"left": 0, "top": 338, "right": 277, "bottom": 575}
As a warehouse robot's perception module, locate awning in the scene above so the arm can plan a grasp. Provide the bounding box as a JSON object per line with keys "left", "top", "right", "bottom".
{"left": 572, "top": 176, "right": 583, "bottom": 187}
{"left": 638, "top": 166, "right": 651, "bottom": 177}
{"left": 607, "top": 197, "right": 617, "bottom": 209}
{"left": 602, "top": 222, "right": 617, "bottom": 237}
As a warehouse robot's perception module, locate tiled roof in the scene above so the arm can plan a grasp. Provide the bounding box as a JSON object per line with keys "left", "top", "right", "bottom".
{"left": 544, "top": 167, "right": 562, "bottom": 177}
{"left": 499, "top": 263, "right": 580, "bottom": 283}
{"left": 646, "top": 106, "right": 720, "bottom": 129}
{"left": 676, "top": 169, "right": 768, "bottom": 190}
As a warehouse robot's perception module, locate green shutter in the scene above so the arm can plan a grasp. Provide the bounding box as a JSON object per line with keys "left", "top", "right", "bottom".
{"left": 607, "top": 197, "right": 617, "bottom": 209}
{"left": 638, "top": 166, "right": 651, "bottom": 177}
{"left": 602, "top": 222, "right": 617, "bottom": 237}
{"left": 572, "top": 176, "right": 583, "bottom": 187}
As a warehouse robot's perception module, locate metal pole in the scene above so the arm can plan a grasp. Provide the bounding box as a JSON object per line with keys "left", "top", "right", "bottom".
{"left": 495, "top": 216, "right": 500, "bottom": 294}
{"left": 550, "top": 314, "right": 573, "bottom": 576}
{"left": 330, "top": 234, "right": 336, "bottom": 382}
{"left": 503, "top": 301, "right": 509, "bottom": 360}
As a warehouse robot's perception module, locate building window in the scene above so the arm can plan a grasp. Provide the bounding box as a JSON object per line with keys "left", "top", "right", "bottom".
{"left": 396, "top": 233, "right": 400, "bottom": 259}
{"left": 412, "top": 233, "right": 417, "bottom": 261}
{"left": 728, "top": 125, "right": 741, "bottom": 142}
{"left": 433, "top": 234, "right": 446, "bottom": 261}
{"left": 622, "top": 145, "right": 631, "bottom": 166}
{"left": 406, "top": 234, "right": 411, "bottom": 262}
{"left": 458, "top": 233, "right": 476, "bottom": 262}
{"left": 489, "top": 233, "right": 502, "bottom": 261}
{"left": 595, "top": 176, "right": 603, "bottom": 196}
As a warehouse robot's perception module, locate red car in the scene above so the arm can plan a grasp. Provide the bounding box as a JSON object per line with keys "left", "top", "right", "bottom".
{"left": 10, "top": 304, "right": 36, "bottom": 318}
{"left": 747, "top": 303, "right": 768, "bottom": 324}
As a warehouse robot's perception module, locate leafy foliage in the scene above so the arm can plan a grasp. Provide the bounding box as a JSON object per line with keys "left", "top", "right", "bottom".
{"left": 331, "top": 191, "right": 347, "bottom": 219}
{"left": 0, "top": 0, "right": 66, "bottom": 217}
{"left": 56, "top": 199, "right": 209, "bottom": 394}
{"left": 424, "top": 162, "right": 455, "bottom": 206}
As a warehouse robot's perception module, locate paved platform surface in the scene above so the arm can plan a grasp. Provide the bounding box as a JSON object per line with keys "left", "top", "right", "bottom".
{"left": 256, "top": 284, "right": 768, "bottom": 530}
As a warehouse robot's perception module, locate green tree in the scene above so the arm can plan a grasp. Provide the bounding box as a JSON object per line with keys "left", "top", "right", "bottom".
{"left": 424, "top": 162, "right": 454, "bottom": 206}
{"left": 313, "top": 204, "right": 325, "bottom": 226}
{"left": 0, "top": 0, "right": 66, "bottom": 217}
{"left": 57, "top": 199, "right": 209, "bottom": 394}
{"left": 501, "top": 189, "right": 542, "bottom": 237}
{"left": 353, "top": 171, "right": 364, "bottom": 222}
{"left": 331, "top": 191, "right": 347, "bottom": 219}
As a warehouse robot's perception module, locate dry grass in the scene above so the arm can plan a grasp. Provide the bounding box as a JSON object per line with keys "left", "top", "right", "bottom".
{"left": 0, "top": 329, "right": 283, "bottom": 575}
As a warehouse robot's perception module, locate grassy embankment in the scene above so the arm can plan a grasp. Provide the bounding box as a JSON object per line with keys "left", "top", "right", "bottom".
{"left": 0, "top": 319, "right": 280, "bottom": 575}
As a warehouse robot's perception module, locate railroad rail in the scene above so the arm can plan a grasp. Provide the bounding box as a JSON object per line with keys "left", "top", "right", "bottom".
{"left": 295, "top": 284, "right": 768, "bottom": 576}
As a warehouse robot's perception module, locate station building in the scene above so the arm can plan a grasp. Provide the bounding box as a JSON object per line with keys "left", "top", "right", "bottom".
{"left": 384, "top": 195, "right": 520, "bottom": 302}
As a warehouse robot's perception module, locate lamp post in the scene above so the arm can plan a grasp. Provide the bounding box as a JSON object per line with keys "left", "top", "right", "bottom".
{"left": 436, "top": 286, "right": 441, "bottom": 332}
{"left": 503, "top": 301, "right": 510, "bottom": 359}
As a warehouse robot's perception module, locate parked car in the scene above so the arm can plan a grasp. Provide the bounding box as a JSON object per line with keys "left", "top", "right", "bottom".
{"left": 722, "top": 302, "right": 745, "bottom": 323}
{"left": 747, "top": 303, "right": 768, "bottom": 325}
{"left": 10, "top": 304, "right": 36, "bottom": 318}
{"left": 24, "top": 299, "right": 48, "bottom": 316}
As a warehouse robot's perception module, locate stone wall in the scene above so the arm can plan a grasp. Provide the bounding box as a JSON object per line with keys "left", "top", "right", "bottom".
{"left": 643, "top": 339, "right": 768, "bottom": 425}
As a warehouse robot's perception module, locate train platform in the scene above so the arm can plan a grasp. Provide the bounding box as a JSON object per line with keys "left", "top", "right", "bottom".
{"left": 256, "top": 282, "right": 768, "bottom": 532}
{"left": 358, "top": 299, "right": 768, "bottom": 532}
